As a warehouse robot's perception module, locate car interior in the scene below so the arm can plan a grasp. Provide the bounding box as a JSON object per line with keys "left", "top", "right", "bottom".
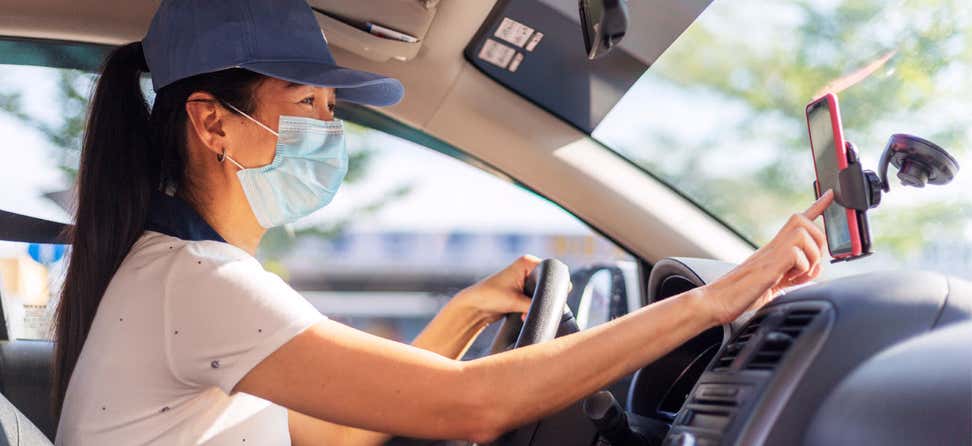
{"left": 0, "top": 1, "right": 970, "bottom": 445}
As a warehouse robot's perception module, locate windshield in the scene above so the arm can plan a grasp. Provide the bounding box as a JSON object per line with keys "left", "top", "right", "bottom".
{"left": 595, "top": 0, "right": 971, "bottom": 278}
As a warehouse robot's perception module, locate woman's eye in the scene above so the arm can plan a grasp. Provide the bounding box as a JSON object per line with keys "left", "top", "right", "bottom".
{"left": 327, "top": 102, "right": 336, "bottom": 113}
{"left": 299, "top": 96, "right": 315, "bottom": 105}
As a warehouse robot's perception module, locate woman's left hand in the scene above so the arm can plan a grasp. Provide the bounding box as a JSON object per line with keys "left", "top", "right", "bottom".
{"left": 451, "top": 255, "right": 542, "bottom": 324}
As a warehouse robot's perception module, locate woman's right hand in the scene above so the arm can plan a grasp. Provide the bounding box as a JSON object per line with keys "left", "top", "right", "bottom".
{"left": 700, "top": 190, "right": 834, "bottom": 325}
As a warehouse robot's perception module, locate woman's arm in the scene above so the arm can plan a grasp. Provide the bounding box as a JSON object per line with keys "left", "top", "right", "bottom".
{"left": 268, "top": 284, "right": 709, "bottom": 443}
{"left": 289, "top": 295, "right": 507, "bottom": 446}
{"left": 260, "top": 193, "right": 832, "bottom": 443}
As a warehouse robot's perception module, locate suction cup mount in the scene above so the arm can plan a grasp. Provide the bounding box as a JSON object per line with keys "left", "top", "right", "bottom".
{"left": 830, "top": 134, "right": 960, "bottom": 212}
{"left": 813, "top": 134, "right": 958, "bottom": 263}
{"left": 877, "top": 134, "right": 960, "bottom": 191}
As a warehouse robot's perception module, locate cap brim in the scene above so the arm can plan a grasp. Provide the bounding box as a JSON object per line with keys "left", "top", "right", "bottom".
{"left": 239, "top": 61, "right": 404, "bottom": 107}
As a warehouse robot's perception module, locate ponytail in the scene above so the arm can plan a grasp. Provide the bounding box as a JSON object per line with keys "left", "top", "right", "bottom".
{"left": 52, "top": 42, "right": 266, "bottom": 416}
{"left": 52, "top": 42, "right": 154, "bottom": 415}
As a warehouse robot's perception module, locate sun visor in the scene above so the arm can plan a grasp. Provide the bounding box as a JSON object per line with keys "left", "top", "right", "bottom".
{"left": 309, "top": 0, "right": 439, "bottom": 62}
{"left": 465, "top": 0, "right": 710, "bottom": 133}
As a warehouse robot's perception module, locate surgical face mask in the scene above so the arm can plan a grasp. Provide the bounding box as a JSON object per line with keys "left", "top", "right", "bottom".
{"left": 221, "top": 102, "right": 348, "bottom": 228}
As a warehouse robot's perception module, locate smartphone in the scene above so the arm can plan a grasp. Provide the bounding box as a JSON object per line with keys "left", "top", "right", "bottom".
{"left": 806, "top": 93, "right": 863, "bottom": 259}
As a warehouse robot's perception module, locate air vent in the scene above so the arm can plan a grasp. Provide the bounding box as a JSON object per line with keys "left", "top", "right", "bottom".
{"left": 745, "top": 309, "right": 820, "bottom": 371}
{"left": 712, "top": 315, "right": 765, "bottom": 372}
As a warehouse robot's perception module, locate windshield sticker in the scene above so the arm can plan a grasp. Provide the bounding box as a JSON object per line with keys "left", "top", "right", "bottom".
{"left": 478, "top": 38, "right": 517, "bottom": 68}
{"left": 508, "top": 53, "right": 524, "bottom": 72}
{"left": 525, "top": 32, "right": 544, "bottom": 52}
{"left": 495, "top": 17, "right": 535, "bottom": 47}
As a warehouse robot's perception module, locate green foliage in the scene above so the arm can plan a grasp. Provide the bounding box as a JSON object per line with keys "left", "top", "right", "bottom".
{"left": 0, "top": 69, "right": 90, "bottom": 182}
{"left": 626, "top": 0, "right": 972, "bottom": 255}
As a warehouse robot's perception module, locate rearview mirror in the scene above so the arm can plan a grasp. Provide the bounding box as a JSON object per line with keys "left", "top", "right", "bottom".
{"left": 578, "top": 0, "right": 629, "bottom": 60}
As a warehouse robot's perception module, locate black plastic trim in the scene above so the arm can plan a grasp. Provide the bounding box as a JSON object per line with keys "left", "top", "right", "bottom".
{"left": 628, "top": 257, "right": 736, "bottom": 420}
{"left": 0, "top": 210, "right": 69, "bottom": 244}
{"left": 666, "top": 300, "right": 834, "bottom": 445}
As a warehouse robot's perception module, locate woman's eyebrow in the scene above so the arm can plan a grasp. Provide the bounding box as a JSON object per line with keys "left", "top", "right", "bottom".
{"left": 284, "top": 81, "right": 335, "bottom": 101}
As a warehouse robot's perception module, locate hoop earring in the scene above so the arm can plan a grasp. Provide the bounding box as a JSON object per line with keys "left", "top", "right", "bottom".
{"left": 217, "top": 148, "right": 226, "bottom": 163}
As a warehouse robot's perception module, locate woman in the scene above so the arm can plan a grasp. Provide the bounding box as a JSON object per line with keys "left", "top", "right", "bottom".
{"left": 53, "top": 0, "right": 833, "bottom": 444}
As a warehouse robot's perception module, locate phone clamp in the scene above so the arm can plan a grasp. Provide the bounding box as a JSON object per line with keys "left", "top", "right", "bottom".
{"left": 815, "top": 133, "right": 960, "bottom": 262}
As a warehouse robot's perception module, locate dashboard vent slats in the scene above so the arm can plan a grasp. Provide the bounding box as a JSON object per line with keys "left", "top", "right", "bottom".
{"left": 745, "top": 308, "right": 820, "bottom": 371}
{"left": 710, "top": 308, "right": 822, "bottom": 373}
{"left": 777, "top": 309, "right": 818, "bottom": 336}
{"left": 711, "top": 315, "right": 764, "bottom": 372}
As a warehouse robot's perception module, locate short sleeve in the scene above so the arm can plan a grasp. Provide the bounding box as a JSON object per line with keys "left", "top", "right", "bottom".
{"left": 162, "top": 241, "right": 325, "bottom": 394}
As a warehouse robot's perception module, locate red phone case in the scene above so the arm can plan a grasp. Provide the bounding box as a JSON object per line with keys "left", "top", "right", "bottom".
{"left": 806, "top": 93, "right": 863, "bottom": 258}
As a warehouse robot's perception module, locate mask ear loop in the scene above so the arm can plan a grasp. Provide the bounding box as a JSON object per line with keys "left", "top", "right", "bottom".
{"left": 219, "top": 148, "right": 247, "bottom": 170}
{"left": 185, "top": 98, "right": 266, "bottom": 169}
{"left": 217, "top": 101, "right": 280, "bottom": 171}
{"left": 220, "top": 101, "right": 280, "bottom": 137}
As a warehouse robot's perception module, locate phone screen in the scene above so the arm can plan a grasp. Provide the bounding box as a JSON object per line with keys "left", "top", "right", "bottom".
{"left": 807, "top": 101, "right": 854, "bottom": 254}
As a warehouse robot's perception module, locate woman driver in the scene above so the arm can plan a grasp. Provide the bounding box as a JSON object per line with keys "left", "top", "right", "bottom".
{"left": 53, "top": 0, "right": 834, "bottom": 444}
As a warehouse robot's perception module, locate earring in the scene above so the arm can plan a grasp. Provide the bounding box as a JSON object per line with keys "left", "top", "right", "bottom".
{"left": 217, "top": 148, "right": 226, "bottom": 163}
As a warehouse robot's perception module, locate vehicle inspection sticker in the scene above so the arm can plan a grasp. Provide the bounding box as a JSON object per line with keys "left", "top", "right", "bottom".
{"left": 508, "top": 53, "right": 524, "bottom": 72}
{"left": 478, "top": 38, "right": 517, "bottom": 68}
{"left": 525, "top": 32, "right": 544, "bottom": 52}
{"left": 494, "top": 17, "right": 535, "bottom": 47}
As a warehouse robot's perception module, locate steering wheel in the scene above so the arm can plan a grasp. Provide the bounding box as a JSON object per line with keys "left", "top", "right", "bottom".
{"left": 483, "top": 258, "right": 576, "bottom": 445}
{"left": 387, "top": 259, "right": 575, "bottom": 446}
{"left": 487, "top": 258, "right": 575, "bottom": 353}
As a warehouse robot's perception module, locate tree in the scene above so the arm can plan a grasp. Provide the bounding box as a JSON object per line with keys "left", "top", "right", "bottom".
{"left": 616, "top": 0, "right": 971, "bottom": 258}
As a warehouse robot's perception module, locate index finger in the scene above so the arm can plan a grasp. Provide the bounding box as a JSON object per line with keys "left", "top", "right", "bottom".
{"left": 803, "top": 189, "right": 835, "bottom": 220}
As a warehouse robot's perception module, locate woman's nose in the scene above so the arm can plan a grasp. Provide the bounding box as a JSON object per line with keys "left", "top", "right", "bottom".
{"left": 319, "top": 104, "right": 335, "bottom": 121}
{"left": 315, "top": 88, "right": 336, "bottom": 121}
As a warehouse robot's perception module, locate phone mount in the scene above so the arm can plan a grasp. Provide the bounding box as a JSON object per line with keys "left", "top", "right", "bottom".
{"left": 829, "top": 134, "right": 960, "bottom": 211}
{"left": 814, "top": 133, "right": 960, "bottom": 262}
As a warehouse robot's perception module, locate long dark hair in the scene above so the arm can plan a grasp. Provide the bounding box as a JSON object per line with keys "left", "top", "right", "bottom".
{"left": 52, "top": 42, "right": 265, "bottom": 415}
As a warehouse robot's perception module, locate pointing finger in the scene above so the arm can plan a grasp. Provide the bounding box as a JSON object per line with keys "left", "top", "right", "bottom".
{"left": 803, "top": 189, "right": 835, "bottom": 220}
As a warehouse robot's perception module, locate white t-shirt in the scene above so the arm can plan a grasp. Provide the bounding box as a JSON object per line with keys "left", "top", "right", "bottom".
{"left": 55, "top": 231, "right": 326, "bottom": 445}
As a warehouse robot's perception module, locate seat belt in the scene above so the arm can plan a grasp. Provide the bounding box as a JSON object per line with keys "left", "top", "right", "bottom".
{"left": 0, "top": 210, "right": 70, "bottom": 244}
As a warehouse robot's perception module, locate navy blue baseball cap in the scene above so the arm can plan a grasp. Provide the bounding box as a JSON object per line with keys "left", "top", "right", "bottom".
{"left": 142, "top": 0, "right": 404, "bottom": 106}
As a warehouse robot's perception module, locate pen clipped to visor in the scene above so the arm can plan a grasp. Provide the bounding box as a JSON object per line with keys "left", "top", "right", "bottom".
{"left": 311, "top": 8, "right": 420, "bottom": 43}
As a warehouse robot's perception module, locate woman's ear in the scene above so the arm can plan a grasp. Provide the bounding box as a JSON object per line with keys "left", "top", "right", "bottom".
{"left": 185, "top": 92, "right": 227, "bottom": 157}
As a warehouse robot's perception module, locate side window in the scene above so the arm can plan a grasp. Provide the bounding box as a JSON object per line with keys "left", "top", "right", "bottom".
{"left": 0, "top": 51, "right": 98, "bottom": 340}
{"left": 0, "top": 40, "right": 636, "bottom": 344}
{"left": 257, "top": 121, "right": 635, "bottom": 353}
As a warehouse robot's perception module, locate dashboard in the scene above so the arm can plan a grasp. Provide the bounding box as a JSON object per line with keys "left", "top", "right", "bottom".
{"left": 625, "top": 258, "right": 972, "bottom": 446}
{"left": 390, "top": 258, "right": 972, "bottom": 446}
